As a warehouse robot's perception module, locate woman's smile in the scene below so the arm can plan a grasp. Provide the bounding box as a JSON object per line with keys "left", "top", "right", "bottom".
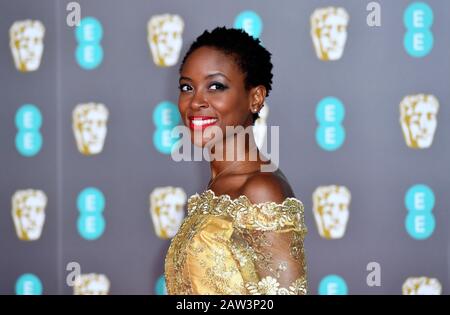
{"left": 188, "top": 115, "right": 218, "bottom": 130}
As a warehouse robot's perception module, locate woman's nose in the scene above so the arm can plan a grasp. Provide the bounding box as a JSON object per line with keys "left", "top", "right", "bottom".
{"left": 190, "top": 91, "right": 209, "bottom": 110}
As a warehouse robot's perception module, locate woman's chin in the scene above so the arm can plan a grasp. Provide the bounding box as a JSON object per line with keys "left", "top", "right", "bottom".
{"left": 189, "top": 127, "right": 223, "bottom": 148}
{"left": 190, "top": 136, "right": 208, "bottom": 148}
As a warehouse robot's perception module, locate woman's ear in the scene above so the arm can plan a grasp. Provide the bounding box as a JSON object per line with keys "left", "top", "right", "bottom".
{"left": 249, "top": 85, "right": 267, "bottom": 113}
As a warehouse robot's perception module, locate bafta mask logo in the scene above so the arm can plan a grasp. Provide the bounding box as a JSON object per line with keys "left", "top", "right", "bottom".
{"left": 74, "top": 273, "right": 110, "bottom": 295}
{"left": 150, "top": 187, "right": 186, "bottom": 239}
{"left": 12, "top": 189, "right": 47, "bottom": 241}
{"left": 311, "top": 7, "right": 349, "bottom": 61}
{"left": 147, "top": 14, "right": 184, "bottom": 67}
{"left": 10, "top": 20, "right": 45, "bottom": 72}
{"left": 72, "top": 103, "right": 109, "bottom": 155}
{"left": 402, "top": 277, "right": 442, "bottom": 295}
{"left": 400, "top": 94, "right": 439, "bottom": 149}
{"left": 313, "top": 185, "right": 351, "bottom": 239}
{"left": 253, "top": 102, "right": 269, "bottom": 150}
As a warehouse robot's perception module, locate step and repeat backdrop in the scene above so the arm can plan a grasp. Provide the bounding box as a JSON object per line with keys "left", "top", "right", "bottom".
{"left": 0, "top": 0, "right": 449, "bottom": 295}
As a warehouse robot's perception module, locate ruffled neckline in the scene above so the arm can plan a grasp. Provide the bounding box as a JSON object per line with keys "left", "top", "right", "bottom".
{"left": 189, "top": 189, "right": 303, "bottom": 206}
{"left": 186, "top": 189, "right": 307, "bottom": 232}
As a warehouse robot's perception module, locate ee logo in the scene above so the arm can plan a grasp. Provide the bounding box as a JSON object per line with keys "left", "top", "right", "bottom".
{"left": 319, "top": 275, "right": 348, "bottom": 295}
{"left": 316, "top": 97, "right": 346, "bottom": 151}
{"left": 155, "top": 275, "right": 167, "bottom": 295}
{"left": 15, "top": 104, "right": 43, "bottom": 157}
{"left": 404, "top": 2, "right": 434, "bottom": 57}
{"left": 15, "top": 274, "right": 43, "bottom": 295}
{"left": 75, "top": 17, "right": 104, "bottom": 69}
{"left": 153, "top": 101, "right": 181, "bottom": 155}
{"left": 405, "top": 184, "right": 436, "bottom": 239}
{"left": 77, "top": 187, "right": 106, "bottom": 240}
{"left": 234, "top": 10, "right": 263, "bottom": 39}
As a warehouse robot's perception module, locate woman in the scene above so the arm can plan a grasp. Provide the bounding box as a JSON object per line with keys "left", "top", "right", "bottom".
{"left": 165, "top": 27, "right": 308, "bottom": 295}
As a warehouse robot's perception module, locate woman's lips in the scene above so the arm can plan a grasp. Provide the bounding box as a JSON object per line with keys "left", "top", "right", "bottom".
{"left": 188, "top": 116, "right": 218, "bottom": 130}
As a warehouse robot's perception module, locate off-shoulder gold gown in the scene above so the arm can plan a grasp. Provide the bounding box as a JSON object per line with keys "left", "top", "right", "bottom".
{"left": 164, "top": 189, "right": 308, "bottom": 295}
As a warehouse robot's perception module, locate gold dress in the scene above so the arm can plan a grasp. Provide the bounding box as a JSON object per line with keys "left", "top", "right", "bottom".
{"left": 164, "top": 189, "right": 308, "bottom": 295}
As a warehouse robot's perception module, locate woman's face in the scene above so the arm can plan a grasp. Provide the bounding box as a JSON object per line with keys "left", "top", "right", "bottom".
{"left": 178, "top": 46, "right": 260, "bottom": 147}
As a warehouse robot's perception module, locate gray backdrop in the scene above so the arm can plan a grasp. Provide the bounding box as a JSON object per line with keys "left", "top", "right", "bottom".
{"left": 0, "top": 0, "right": 449, "bottom": 294}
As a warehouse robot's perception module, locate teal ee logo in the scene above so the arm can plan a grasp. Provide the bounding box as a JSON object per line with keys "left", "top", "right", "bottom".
{"left": 153, "top": 101, "right": 181, "bottom": 155}
{"left": 75, "top": 17, "right": 104, "bottom": 69}
{"left": 15, "top": 104, "right": 43, "bottom": 157}
{"left": 155, "top": 275, "right": 167, "bottom": 295}
{"left": 403, "top": 2, "right": 434, "bottom": 57}
{"left": 405, "top": 184, "right": 436, "bottom": 240}
{"left": 15, "top": 273, "right": 43, "bottom": 295}
{"left": 319, "top": 275, "right": 348, "bottom": 295}
{"left": 234, "top": 10, "right": 263, "bottom": 39}
{"left": 77, "top": 187, "right": 106, "bottom": 240}
{"left": 316, "top": 97, "right": 346, "bottom": 151}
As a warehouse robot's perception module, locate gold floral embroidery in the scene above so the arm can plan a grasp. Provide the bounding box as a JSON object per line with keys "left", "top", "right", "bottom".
{"left": 245, "top": 276, "right": 308, "bottom": 295}
{"left": 187, "top": 190, "right": 307, "bottom": 233}
{"left": 289, "top": 277, "right": 309, "bottom": 295}
{"left": 165, "top": 190, "right": 308, "bottom": 295}
{"left": 164, "top": 214, "right": 209, "bottom": 294}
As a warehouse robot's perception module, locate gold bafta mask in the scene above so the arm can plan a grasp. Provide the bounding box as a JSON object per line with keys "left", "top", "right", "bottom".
{"left": 400, "top": 94, "right": 439, "bottom": 149}
{"left": 402, "top": 277, "right": 442, "bottom": 295}
{"left": 72, "top": 103, "right": 109, "bottom": 155}
{"left": 313, "top": 185, "right": 351, "bottom": 239}
{"left": 150, "top": 187, "right": 186, "bottom": 239}
{"left": 253, "top": 102, "right": 269, "bottom": 150}
{"left": 12, "top": 189, "right": 47, "bottom": 241}
{"left": 9, "top": 20, "right": 45, "bottom": 72}
{"left": 311, "top": 7, "right": 349, "bottom": 61}
{"left": 147, "top": 14, "right": 184, "bottom": 67}
{"left": 73, "top": 273, "right": 110, "bottom": 295}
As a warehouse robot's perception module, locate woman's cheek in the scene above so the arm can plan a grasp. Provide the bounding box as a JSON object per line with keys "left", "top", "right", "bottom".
{"left": 178, "top": 101, "right": 189, "bottom": 124}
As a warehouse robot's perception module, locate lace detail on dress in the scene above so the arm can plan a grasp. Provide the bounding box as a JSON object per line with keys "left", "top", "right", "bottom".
{"left": 165, "top": 189, "right": 308, "bottom": 295}
{"left": 245, "top": 276, "right": 308, "bottom": 295}
{"left": 187, "top": 189, "right": 307, "bottom": 233}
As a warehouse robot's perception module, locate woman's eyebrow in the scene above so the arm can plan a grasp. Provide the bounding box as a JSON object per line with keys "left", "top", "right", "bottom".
{"left": 179, "top": 72, "right": 229, "bottom": 83}
{"left": 179, "top": 76, "right": 192, "bottom": 82}
{"left": 206, "top": 72, "right": 229, "bottom": 80}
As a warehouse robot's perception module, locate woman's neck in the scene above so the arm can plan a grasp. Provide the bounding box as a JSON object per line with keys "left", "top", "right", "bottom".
{"left": 209, "top": 127, "right": 262, "bottom": 180}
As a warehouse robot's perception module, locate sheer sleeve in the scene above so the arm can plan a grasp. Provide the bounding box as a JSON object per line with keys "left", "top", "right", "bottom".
{"left": 231, "top": 197, "right": 308, "bottom": 295}
{"left": 243, "top": 229, "right": 307, "bottom": 295}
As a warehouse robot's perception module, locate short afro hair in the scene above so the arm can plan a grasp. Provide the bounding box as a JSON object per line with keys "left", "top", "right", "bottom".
{"left": 180, "top": 26, "right": 273, "bottom": 122}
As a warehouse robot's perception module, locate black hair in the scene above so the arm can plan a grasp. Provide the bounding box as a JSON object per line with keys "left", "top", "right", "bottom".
{"left": 180, "top": 26, "right": 273, "bottom": 122}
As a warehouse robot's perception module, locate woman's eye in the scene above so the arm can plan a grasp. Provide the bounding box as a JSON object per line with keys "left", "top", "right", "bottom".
{"left": 179, "top": 84, "right": 192, "bottom": 92}
{"left": 209, "top": 83, "right": 226, "bottom": 90}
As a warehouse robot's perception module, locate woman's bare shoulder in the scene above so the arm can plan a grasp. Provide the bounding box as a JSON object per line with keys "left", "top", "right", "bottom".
{"left": 240, "top": 169, "right": 295, "bottom": 204}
